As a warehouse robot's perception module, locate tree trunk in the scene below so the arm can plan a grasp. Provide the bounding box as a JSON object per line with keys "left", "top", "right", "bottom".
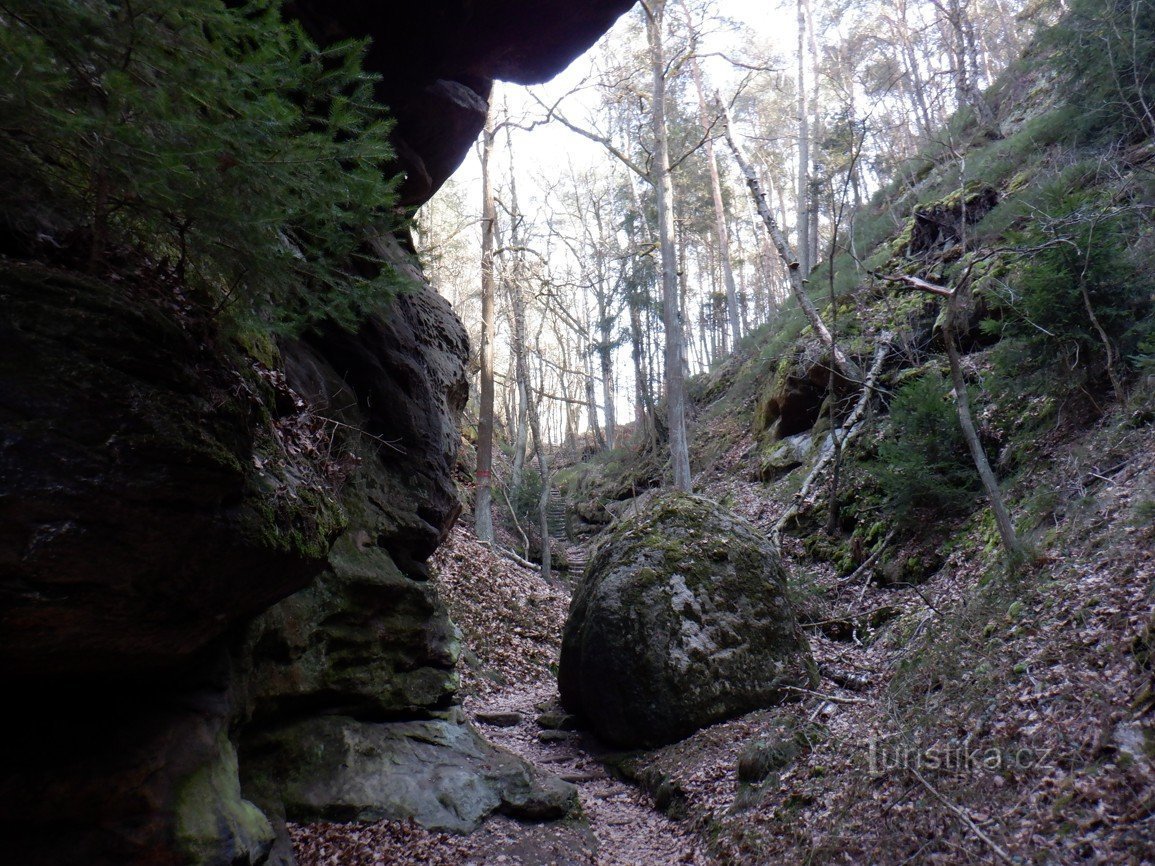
{"left": 599, "top": 311, "right": 617, "bottom": 449}
{"left": 718, "top": 99, "right": 863, "bottom": 382}
{"left": 474, "top": 108, "right": 497, "bottom": 543}
{"left": 882, "top": 272, "right": 1026, "bottom": 565}
{"left": 804, "top": 0, "right": 822, "bottom": 270}
{"left": 688, "top": 54, "right": 742, "bottom": 350}
{"left": 524, "top": 355, "right": 552, "bottom": 582}
{"left": 585, "top": 347, "right": 605, "bottom": 450}
{"left": 512, "top": 376, "right": 528, "bottom": 490}
{"left": 796, "top": 0, "right": 811, "bottom": 275}
{"left": 645, "top": 0, "right": 692, "bottom": 491}
{"left": 943, "top": 307, "right": 1024, "bottom": 564}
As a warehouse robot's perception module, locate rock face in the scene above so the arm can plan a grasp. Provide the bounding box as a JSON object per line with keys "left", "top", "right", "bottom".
{"left": 0, "top": 266, "right": 338, "bottom": 681}
{"left": 0, "top": 4, "right": 636, "bottom": 863}
{"left": 559, "top": 493, "right": 816, "bottom": 748}
{"left": 288, "top": 0, "right": 635, "bottom": 206}
{"left": 243, "top": 715, "right": 577, "bottom": 834}
{"left": 236, "top": 239, "right": 578, "bottom": 856}
{"left": 754, "top": 341, "right": 842, "bottom": 442}
{"left": 0, "top": 264, "right": 338, "bottom": 866}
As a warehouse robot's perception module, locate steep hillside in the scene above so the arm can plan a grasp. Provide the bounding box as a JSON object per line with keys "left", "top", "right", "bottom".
{"left": 556, "top": 14, "right": 1155, "bottom": 862}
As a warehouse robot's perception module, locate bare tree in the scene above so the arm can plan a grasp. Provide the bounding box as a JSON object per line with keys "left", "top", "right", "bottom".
{"left": 474, "top": 108, "right": 497, "bottom": 543}
{"left": 717, "top": 96, "right": 863, "bottom": 381}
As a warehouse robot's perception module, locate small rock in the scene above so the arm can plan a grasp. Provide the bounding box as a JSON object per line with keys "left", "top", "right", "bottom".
{"left": 536, "top": 710, "right": 580, "bottom": 731}
{"left": 558, "top": 771, "right": 601, "bottom": 783}
{"left": 475, "top": 711, "right": 523, "bottom": 727}
{"left": 738, "top": 737, "right": 800, "bottom": 783}
{"left": 538, "top": 730, "right": 576, "bottom": 744}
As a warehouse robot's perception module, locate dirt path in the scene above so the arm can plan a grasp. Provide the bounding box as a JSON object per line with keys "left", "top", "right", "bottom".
{"left": 465, "top": 683, "right": 708, "bottom": 866}
{"left": 292, "top": 527, "right": 710, "bottom": 865}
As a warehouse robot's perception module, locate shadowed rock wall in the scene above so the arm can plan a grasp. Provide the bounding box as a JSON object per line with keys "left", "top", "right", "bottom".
{"left": 0, "top": 3, "right": 634, "bottom": 862}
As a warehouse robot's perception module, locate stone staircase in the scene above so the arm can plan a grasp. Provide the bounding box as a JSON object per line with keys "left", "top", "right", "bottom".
{"left": 546, "top": 488, "right": 568, "bottom": 541}
{"left": 564, "top": 542, "right": 591, "bottom": 574}
{"left": 546, "top": 487, "right": 591, "bottom": 575}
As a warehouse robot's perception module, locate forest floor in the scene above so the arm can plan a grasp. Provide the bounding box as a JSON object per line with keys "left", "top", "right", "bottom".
{"left": 290, "top": 524, "right": 707, "bottom": 865}
{"left": 292, "top": 405, "right": 1154, "bottom": 865}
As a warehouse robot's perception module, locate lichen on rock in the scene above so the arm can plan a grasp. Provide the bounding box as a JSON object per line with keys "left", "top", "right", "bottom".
{"left": 559, "top": 491, "right": 817, "bottom": 748}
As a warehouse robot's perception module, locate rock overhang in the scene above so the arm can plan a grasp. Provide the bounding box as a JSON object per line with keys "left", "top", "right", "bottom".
{"left": 287, "top": 0, "right": 637, "bottom": 206}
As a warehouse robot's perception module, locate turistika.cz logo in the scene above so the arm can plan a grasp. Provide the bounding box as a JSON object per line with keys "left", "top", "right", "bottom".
{"left": 867, "top": 737, "right": 1054, "bottom": 775}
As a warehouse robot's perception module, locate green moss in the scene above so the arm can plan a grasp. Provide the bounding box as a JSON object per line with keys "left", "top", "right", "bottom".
{"left": 175, "top": 730, "right": 273, "bottom": 864}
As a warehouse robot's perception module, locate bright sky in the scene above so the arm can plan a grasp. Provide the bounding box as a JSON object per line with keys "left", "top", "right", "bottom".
{"left": 447, "top": 0, "right": 789, "bottom": 195}
{"left": 428, "top": 0, "right": 793, "bottom": 439}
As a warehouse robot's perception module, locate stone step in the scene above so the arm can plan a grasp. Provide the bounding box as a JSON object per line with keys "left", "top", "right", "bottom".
{"left": 546, "top": 488, "right": 569, "bottom": 540}
{"left": 564, "top": 545, "right": 591, "bottom": 573}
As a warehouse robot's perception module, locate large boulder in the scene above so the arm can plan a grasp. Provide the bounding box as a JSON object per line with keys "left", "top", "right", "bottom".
{"left": 242, "top": 714, "right": 577, "bottom": 834}
{"left": 559, "top": 492, "right": 816, "bottom": 748}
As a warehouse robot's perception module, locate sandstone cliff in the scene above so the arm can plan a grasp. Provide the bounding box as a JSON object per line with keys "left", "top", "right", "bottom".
{"left": 0, "top": 2, "right": 633, "bottom": 863}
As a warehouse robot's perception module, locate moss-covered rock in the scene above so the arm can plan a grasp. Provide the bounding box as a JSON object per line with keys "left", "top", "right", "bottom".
{"left": 754, "top": 340, "right": 845, "bottom": 441}
{"left": 559, "top": 492, "right": 816, "bottom": 748}
{"left": 174, "top": 729, "right": 274, "bottom": 865}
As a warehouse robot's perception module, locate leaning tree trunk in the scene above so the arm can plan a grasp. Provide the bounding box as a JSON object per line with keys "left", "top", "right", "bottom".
{"left": 718, "top": 98, "right": 863, "bottom": 382}
{"left": 883, "top": 272, "right": 1026, "bottom": 566}
{"left": 942, "top": 304, "right": 1024, "bottom": 564}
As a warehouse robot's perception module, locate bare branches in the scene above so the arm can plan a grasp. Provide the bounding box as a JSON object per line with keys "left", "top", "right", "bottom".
{"left": 910, "top": 768, "right": 1015, "bottom": 864}
{"left": 528, "top": 89, "right": 650, "bottom": 179}
{"left": 772, "top": 331, "right": 893, "bottom": 545}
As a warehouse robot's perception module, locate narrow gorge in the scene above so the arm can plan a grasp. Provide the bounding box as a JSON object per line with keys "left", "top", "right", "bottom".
{"left": 0, "top": 3, "right": 632, "bottom": 863}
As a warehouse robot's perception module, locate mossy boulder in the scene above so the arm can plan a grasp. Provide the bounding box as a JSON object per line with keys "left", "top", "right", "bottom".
{"left": 559, "top": 492, "right": 816, "bottom": 748}
{"left": 174, "top": 729, "right": 274, "bottom": 865}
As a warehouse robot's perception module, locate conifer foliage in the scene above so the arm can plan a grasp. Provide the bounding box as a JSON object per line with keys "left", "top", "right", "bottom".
{"left": 0, "top": 0, "right": 405, "bottom": 331}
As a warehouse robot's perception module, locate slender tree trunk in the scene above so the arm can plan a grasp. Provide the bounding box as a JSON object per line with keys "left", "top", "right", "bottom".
{"left": 629, "top": 292, "right": 655, "bottom": 447}
{"left": 519, "top": 351, "right": 551, "bottom": 580}
{"left": 474, "top": 109, "right": 497, "bottom": 543}
{"left": 805, "top": 0, "right": 822, "bottom": 270}
{"left": 882, "top": 272, "right": 1026, "bottom": 565}
{"left": 624, "top": 176, "right": 658, "bottom": 448}
{"left": 585, "top": 347, "right": 605, "bottom": 449}
{"left": 943, "top": 306, "right": 1024, "bottom": 563}
{"left": 895, "top": 0, "right": 935, "bottom": 138}
{"left": 796, "top": 0, "right": 811, "bottom": 275}
{"left": 645, "top": 0, "right": 692, "bottom": 491}
{"left": 512, "top": 376, "right": 528, "bottom": 489}
{"left": 598, "top": 305, "right": 617, "bottom": 449}
{"left": 687, "top": 53, "right": 742, "bottom": 349}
